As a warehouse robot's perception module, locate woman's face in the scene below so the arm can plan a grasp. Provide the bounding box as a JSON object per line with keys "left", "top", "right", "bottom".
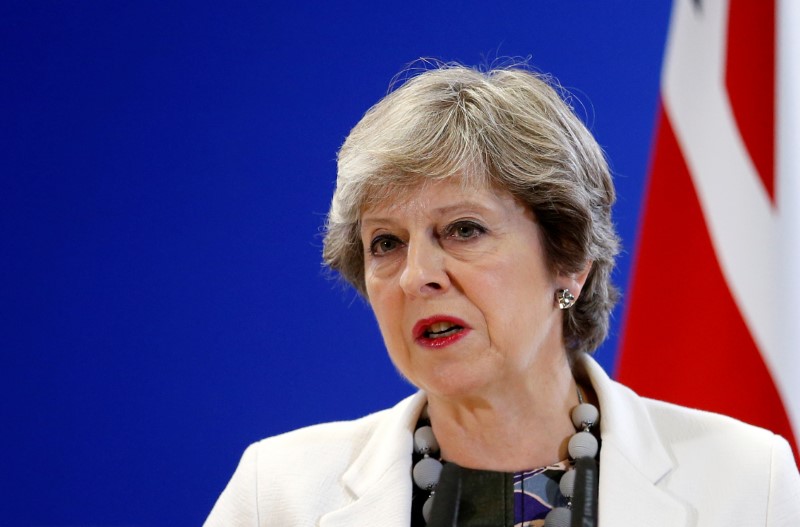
{"left": 360, "top": 178, "right": 575, "bottom": 400}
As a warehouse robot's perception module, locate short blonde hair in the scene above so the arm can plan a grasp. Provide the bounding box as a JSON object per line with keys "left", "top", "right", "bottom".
{"left": 323, "top": 63, "right": 619, "bottom": 357}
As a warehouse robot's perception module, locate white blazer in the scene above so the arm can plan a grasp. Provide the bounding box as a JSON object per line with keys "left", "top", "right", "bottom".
{"left": 205, "top": 356, "right": 800, "bottom": 526}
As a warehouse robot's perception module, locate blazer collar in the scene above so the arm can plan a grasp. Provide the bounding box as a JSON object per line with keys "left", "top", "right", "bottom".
{"left": 320, "top": 392, "right": 427, "bottom": 527}
{"left": 578, "top": 356, "right": 689, "bottom": 526}
{"left": 322, "top": 358, "right": 691, "bottom": 526}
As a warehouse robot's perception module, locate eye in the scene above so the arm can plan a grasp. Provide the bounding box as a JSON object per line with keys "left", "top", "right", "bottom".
{"left": 445, "top": 220, "right": 486, "bottom": 240}
{"left": 369, "top": 234, "right": 403, "bottom": 256}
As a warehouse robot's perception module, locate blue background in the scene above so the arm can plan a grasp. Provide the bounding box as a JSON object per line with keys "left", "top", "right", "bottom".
{"left": 1, "top": 2, "right": 672, "bottom": 525}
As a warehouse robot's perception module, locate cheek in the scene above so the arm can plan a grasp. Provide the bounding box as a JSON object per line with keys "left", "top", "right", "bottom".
{"left": 470, "top": 258, "right": 545, "bottom": 300}
{"left": 364, "top": 265, "right": 388, "bottom": 303}
{"left": 472, "top": 260, "right": 554, "bottom": 324}
{"left": 366, "top": 279, "right": 402, "bottom": 334}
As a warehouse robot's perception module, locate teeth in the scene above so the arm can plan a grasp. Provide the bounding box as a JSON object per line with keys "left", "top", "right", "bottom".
{"left": 425, "top": 321, "right": 463, "bottom": 339}
{"left": 429, "top": 322, "right": 455, "bottom": 333}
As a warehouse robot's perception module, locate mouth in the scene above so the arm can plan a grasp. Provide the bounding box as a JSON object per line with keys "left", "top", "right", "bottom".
{"left": 424, "top": 321, "right": 464, "bottom": 339}
{"left": 413, "top": 316, "right": 470, "bottom": 347}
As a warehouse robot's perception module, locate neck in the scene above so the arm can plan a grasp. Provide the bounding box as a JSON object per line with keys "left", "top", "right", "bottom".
{"left": 425, "top": 353, "right": 582, "bottom": 472}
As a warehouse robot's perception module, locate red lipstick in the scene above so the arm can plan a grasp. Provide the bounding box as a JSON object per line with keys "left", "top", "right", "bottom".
{"left": 412, "top": 316, "right": 471, "bottom": 349}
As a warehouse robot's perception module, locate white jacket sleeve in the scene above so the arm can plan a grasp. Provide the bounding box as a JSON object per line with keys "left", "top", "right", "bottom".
{"left": 767, "top": 435, "right": 800, "bottom": 526}
{"left": 205, "top": 444, "right": 260, "bottom": 527}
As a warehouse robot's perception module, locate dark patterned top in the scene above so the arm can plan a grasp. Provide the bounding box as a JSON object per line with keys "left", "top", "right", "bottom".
{"left": 512, "top": 461, "right": 570, "bottom": 526}
{"left": 411, "top": 458, "right": 569, "bottom": 526}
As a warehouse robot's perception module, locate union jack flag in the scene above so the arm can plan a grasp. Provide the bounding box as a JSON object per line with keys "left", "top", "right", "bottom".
{"left": 617, "top": 0, "right": 800, "bottom": 464}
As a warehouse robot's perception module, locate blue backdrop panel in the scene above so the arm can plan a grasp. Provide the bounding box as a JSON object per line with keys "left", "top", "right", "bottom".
{"left": 0, "top": 2, "right": 671, "bottom": 525}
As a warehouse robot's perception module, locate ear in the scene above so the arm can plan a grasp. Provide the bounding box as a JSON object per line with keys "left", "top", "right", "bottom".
{"left": 559, "top": 260, "right": 593, "bottom": 301}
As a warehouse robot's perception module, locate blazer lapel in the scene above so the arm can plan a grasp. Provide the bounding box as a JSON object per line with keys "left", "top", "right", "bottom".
{"left": 320, "top": 392, "right": 427, "bottom": 527}
{"left": 598, "top": 440, "right": 689, "bottom": 526}
{"left": 579, "top": 357, "right": 689, "bottom": 526}
{"left": 323, "top": 360, "right": 690, "bottom": 526}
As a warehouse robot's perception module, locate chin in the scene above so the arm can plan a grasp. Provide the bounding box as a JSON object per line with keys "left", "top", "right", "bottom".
{"left": 413, "top": 366, "right": 495, "bottom": 401}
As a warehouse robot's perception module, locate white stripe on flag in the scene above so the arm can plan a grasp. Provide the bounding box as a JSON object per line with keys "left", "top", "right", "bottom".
{"left": 777, "top": 0, "right": 800, "bottom": 444}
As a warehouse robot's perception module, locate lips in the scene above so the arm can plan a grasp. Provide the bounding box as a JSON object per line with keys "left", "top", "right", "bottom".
{"left": 413, "top": 316, "right": 471, "bottom": 348}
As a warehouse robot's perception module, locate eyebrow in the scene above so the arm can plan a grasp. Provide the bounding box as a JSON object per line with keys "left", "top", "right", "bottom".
{"left": 361, "top": 200, "right": 496, "bottom": 226}
{"left": 432, "top": 201, "right": 494, "bottom": 215}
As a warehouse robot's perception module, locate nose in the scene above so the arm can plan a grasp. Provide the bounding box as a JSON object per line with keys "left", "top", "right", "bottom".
{"left": 399, "top": 238, "right": 450, "bottom": 297}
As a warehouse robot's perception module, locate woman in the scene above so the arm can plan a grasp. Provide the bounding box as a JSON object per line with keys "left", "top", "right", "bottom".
{"left": 206, "top": 63, "right": 800, "bottom": 526}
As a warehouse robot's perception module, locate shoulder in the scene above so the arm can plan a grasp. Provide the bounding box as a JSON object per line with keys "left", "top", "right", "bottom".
{"left": 638, "top": 396, "right": 799, "bottom": 481}
{"left": 594, "top": 371, "right": 800, "bottom": 523}
{"left": 204, "top": 392, "right": 425, "bottom": 526}
{"left": 581, "top": 357, "right": 800, "bottom": 524}
{"left": 249, "top": 390, "right": 425, "bottom": 466}
{"left": 602, "top": 369, "right": 788, "bottom": 470}
{"left": 579, "top": 355, "right": 787, "bottom": 460}
{"left": 640, "top": 395, "right": 777, "bottom": 449}
{"left": 203, "top": 416, "right": 382, "bottom": 527}
{"left": 642, "top": 395, "right": 800, "bottom": 520}
{"left": 247, "top": 406, "right": 390, "bottom": 472}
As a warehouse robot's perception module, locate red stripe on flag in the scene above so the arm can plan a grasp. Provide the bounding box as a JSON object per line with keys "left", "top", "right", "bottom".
{"left": 725, "top": 0, "right": 775, "bottom": 201}
{"left": 617, "top": 104, "right": 798, "bottom": 463}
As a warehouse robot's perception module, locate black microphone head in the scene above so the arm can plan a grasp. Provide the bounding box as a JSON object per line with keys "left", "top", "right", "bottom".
{"left": 426, "top": 463, "right": 462, "bottom": 527}
{"left": 571, "top": 456, "right": 599, "bottom": 527}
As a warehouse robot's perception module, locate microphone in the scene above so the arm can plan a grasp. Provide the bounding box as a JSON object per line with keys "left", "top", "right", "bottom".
{"left": 426, "top": 463, "right": 513, "bottom": 526}
{"left": 426, "top": 463, "right": 462, "bottom": 527}
{"left": 570, "top": 456, "right": 599, "bottom": 527}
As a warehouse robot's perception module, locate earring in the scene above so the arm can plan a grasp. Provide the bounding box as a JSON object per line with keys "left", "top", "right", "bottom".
{"left": 556, "top": 288, "right": 575, "bottom": 310}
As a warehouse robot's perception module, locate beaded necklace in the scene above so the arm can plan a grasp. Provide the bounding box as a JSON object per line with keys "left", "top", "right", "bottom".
{"left": 411, "top": 390, "right": 600, "bottom": 526}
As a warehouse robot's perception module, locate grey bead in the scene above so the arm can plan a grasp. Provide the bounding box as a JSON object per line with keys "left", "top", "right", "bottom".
{"left": 568, "top": 431, "right": 599, "bottom": 459}
{"left": 413, "top": 457, "right": 442, "bottom": 489}
{"left": 559, "top": 468, "right": 576, "bottom": 497}
{"left": 414, "top": 426, "right": 439, "bottom": 455}
{"left": 544, "top": 506, "right": 572, "bottom": 527}
{"left": 422, "top": 495, "right": 435, "bottom": 523}
{"left": 571, "top": 403, "right": 599, "bottom": 429}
